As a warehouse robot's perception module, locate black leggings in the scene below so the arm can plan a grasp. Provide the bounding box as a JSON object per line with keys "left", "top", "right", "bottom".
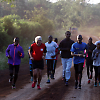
{"left": 74, "top": 63, "right": 84, "bottom": 84}
{"left": 86, "top": 59, "right": 93, "bottom": 79}
{"left": 94, "top": 66, "right": 100, "bottom": 81}
{"left": 46, "top": 60, "right": 55, "bottom": 77}
{"left": 9, "top": 64, "right": 20, "bottom": 84}
{"left": 29, "top": 64, "right": 33, "bottom": 77}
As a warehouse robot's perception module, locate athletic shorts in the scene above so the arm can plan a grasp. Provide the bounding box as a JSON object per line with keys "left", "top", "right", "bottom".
{"left": 74, "top": 63, "right": 84, "bottom": 73}
{"left": 32, "top": 59, "right": 44, "bottom": 70}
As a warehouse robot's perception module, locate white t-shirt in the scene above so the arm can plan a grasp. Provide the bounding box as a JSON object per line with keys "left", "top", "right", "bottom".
{"left": 45, "top": 41, "right": 58, "bottom": 59}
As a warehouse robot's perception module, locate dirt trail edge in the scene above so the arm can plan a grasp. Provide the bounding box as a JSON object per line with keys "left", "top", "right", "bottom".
{"left": 1, "top": 65, "right": 63, "bottom": 100}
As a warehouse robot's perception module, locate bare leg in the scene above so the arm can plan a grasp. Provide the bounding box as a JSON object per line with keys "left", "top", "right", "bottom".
{"left": 37, "top": 69, "right": 42, "bottom": 85}
{"left": 33, "top": 69, "right": 37, "bottom": 82}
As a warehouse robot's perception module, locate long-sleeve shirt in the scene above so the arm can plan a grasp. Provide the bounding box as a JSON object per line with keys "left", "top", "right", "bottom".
{"left": 6, "top": 44, "right": 24, "bottom": 65}
{"left": 92, "top": 48, "right": 100, "bottom": 66}
{"left": 59, "top": 38, "right": 74, "bottom": 58}
{"left": 86, "top": 43, "right": 96, "bottom": 58}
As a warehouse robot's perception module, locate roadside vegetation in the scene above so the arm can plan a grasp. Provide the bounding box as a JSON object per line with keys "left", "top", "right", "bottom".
{"left": 0, "top": 0, "right": 100, "bottom": 70}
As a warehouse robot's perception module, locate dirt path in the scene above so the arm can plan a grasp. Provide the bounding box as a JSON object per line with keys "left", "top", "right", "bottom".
{"left": 62, "top": 67, "right": 100, "bottom": 100}
{"left": 1, "top": 65, "right": 63, "bottom": 100}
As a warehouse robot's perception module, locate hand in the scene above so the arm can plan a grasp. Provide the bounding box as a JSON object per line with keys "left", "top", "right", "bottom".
{"left": 42, "top": 56, "right": 45, "bottom": 58}
{"left": 30, "top": 57, "right": 34, "bottom": 60}
{"left": 8, "top": 55, "right": 11, "bottom": 58}
{"left": 18, "top": 51, "right": 21, "bottom": 55}
{"left": 88, "top": 50, "right": 92, "bottom": 52}
{"left": 78, "top": 54, "right": 83, "bottom": 57}
{"left": 51, "top": 55, "right": 55, "bottom": 58}
{"left": 96, "top": 52, "right": 99, "bottom": 57}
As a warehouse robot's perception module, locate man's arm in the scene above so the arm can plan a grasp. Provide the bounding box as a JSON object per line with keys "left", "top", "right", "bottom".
{"left": 18, "top": 47, "right": 24, "bottom": 58}
{"left": 28, "top": 46, "right": 34, "bottom": 60}
{"left": 6, "top": 45, "right": 11, "bottom": 58}
{"left": 71, "top": 52, "right": 85, "bottom": 57}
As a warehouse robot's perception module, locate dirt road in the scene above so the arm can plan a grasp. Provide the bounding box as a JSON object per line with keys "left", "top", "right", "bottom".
{"left": 0, "top": 33, "right": 100, "bottom": 100}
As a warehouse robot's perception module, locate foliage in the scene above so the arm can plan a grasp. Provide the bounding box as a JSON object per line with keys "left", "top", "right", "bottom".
{"left": 1, "top": 0, "right": 100, "bottom": 70}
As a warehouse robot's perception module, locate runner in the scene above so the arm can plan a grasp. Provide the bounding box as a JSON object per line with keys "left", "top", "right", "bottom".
{"left": 29, "top": 36, "right": 46, "bottom": 90}
{"left": 86, "top": 37, "right": 96, "bottom": 84}
{"left": 59, "top": 31, "right": 74, "bottom": 86}
{"left": 28, "top": 41, "right": 35, "bottom": 82}
{"left": 71, "top": 35, "right": 88, "bottom": 89}
{"left": 45, "top": 35, "right": 58, "bottom": 83}
{"left": 28, "top": 46, "right": 33, "bottom": 82}
{"left": 6, "top": 37, "right": 24, "bottom": 89}
{"left": 92, "top": 41, "right": 100, "bottom": 87}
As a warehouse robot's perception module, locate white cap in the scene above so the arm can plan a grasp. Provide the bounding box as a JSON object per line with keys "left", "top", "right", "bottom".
{"left": 95, "top": 41, "right": 100, "bottom": 46}
{"left": 35, "top": 36, "right": 42, "bottom": 43}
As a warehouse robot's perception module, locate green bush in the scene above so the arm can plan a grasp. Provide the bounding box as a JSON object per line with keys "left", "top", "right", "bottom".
{"left": 0, "top": 26, "right": 12, "bottom": 51}
{"left": 0, "top": 14, "right": 55, "bottom": 70}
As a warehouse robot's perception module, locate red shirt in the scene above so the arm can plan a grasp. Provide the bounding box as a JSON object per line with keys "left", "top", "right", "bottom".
{"left": 31, "top": 43, "right": 46, "bottom": 60}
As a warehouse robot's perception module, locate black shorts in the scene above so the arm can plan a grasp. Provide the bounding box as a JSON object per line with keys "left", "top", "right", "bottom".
{"left": 74, "top": 63, "right": 84, "bottom": 73}
{"left": 32, "top": 59, "right": 44, "bottom": 70}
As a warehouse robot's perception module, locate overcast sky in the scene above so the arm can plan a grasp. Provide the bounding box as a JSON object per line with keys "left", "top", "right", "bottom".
{"left": 50, "top": 0, "right": 100, "bottom": 4}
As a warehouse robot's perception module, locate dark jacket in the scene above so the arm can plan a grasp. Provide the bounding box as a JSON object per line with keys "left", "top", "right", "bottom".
{"left": 59, "top": 38, "right": 74, "bottom": 58}
{"left": 87, "top": 43, "right": 96, "bottom": 59}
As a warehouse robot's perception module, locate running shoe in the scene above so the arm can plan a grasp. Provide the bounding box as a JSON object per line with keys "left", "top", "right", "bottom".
{"left": 46, "top": 79, "right": 50, "bottom": 83}
{"left": 78, "top": 84, "right": 81, "bottom": 89}
{"left": 9, "top": 76, "right": 13, "bottom": 83}
{"left": 31, "top": 77, "right": 33, "bottom": 82}
{"left": 65, "top": 81, "right": 68, "bottom": 86}
{"left": 99, "top": 82, "right": 100, "bottom": 86}
{"left": 12, "top": 84, "right": 16, "bottom": 89}
{"left": 75, "top": 81, "right": 78, "bottom": 89}
{"left": 94, "top": 82, "right": 97, "bottom": 87}
{"left": 9, "top": 79, "right": 11, "bottom": 83}
{"left": 88, "top": 80, "right": 90, "bottom": 84}
{"left": 51, "top": 74, "right": 55, "bottom": 79}
{"left": 37, "top": 85, "right": 41, "bottom": 90}
{"left": 32, "top": 81, "right": 37, "bottom": 88}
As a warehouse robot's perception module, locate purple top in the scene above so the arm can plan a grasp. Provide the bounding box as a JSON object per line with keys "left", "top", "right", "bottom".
{"left": 6, "top": 44, "right": 24, "bottom": 65}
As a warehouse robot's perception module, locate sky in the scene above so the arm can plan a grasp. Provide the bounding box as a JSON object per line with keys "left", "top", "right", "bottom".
{"left": 50, "top": 0, "right": 100, "bottom": 4}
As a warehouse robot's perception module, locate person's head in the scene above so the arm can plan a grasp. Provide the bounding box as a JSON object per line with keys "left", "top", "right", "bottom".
{"left": 54, "top": 38, "right": 58, "bottom": 43}
{"left": 77, "top": 35, "right": 83, "bottom": 44}
{"left": 13, "top": 37, "right": 19, "bottom": 46}
{"left": 65, "top": 31, "right": 71, "bottom": 39}
{"left": 48, "top": 35, "right": 53, "bottom": 43}
{"left": 96, "top": 42, "right": 100, "bottom": 49}
{"left": 35, "top": 36, "right": 42, "bottom": 46}
{"left": 88, "top": 37, "right": 92, "bottom": 44}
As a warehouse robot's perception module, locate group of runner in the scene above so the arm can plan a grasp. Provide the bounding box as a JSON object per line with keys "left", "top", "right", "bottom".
{"left": 5, "top": 31, "right": 100, "bottom": 90}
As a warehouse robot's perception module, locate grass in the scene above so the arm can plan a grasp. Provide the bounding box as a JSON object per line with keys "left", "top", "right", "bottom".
{"left": 0, "top": 52, "right": 8, "bottom": 70}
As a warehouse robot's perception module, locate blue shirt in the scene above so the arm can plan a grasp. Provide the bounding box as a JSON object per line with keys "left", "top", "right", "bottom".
{"left": 71, "top": 42, "right": 88, "bottom": 64}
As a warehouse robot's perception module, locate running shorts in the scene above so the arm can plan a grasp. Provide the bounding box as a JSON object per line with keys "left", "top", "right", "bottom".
{"left": 32, "top": 59, "right": 44, "bottom": 70}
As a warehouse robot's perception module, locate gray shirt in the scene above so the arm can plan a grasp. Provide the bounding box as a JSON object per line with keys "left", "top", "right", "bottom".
{"left": 92, "top": 48, "right": 100, "bottom": 66}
